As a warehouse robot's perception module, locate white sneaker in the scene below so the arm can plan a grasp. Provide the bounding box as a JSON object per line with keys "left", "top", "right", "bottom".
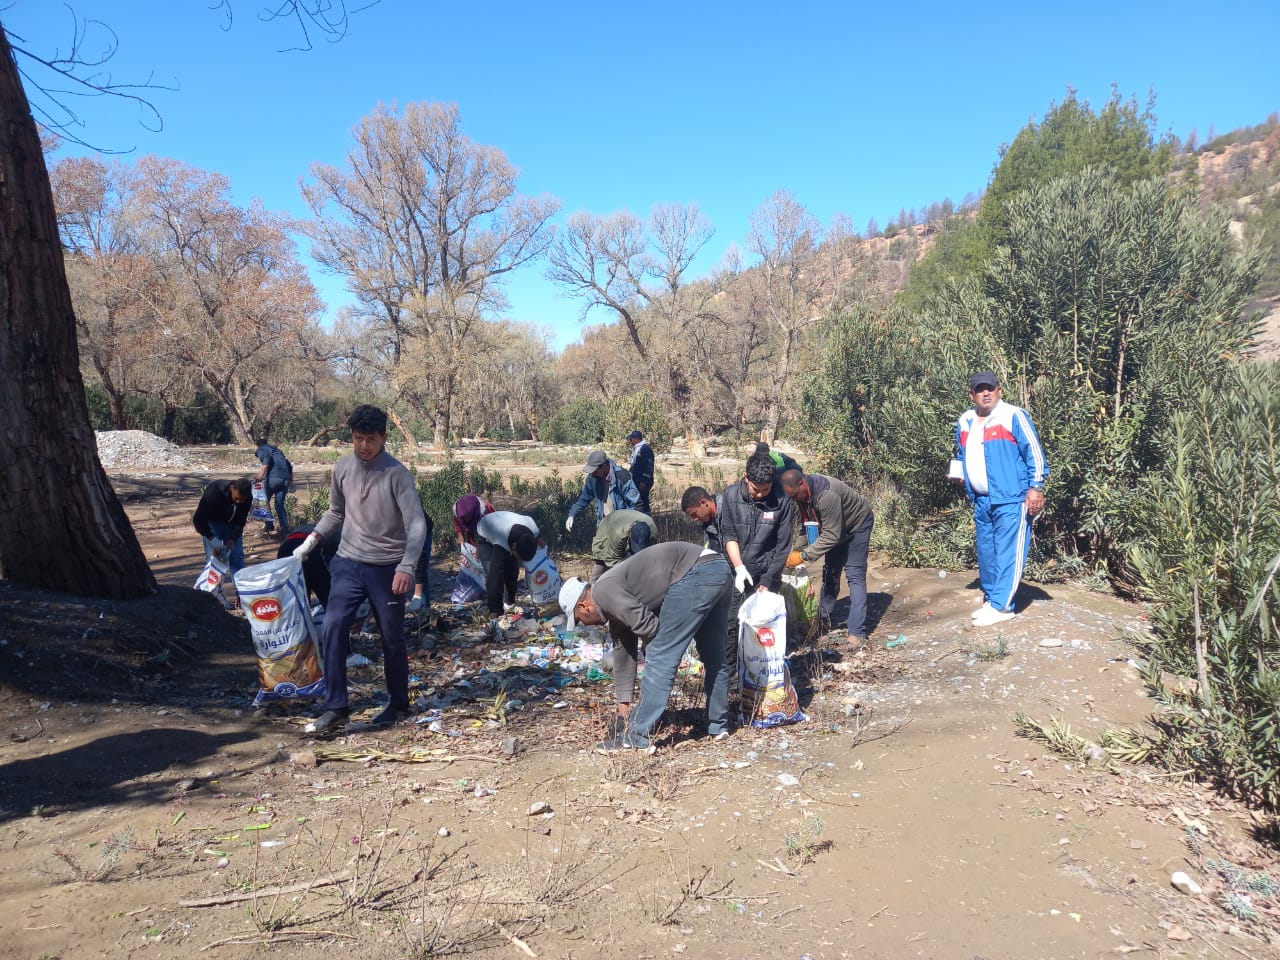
{"left": 972, "top": 603, "right": 1015, "bottom": 627}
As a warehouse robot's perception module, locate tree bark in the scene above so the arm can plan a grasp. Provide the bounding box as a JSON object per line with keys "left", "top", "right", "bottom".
{"left": 0, "top": 26, "right": 155, "bottom": 598}
{"left": 385, "top": 407, "right": 417, "bottom": 447}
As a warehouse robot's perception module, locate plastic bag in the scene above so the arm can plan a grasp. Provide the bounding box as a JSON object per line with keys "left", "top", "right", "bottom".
{"left": 233, "top": 555, "right": 326, "bottom": 706}
{"left": 250, "top": 481, "right": 273, "bottom": 521}
{"left": 523, "top": 546, "right": 563, "bottom": 608}
{"left": 780, "top": 570, "right": 815, "bottom": 644}
{"left": 450, "top": 541, "right": 485, "bottom": 604}
{"left": 737, "top": 590, "right": 806, "bottom": 729}
{"left": 194, "top": 555, "right": 231, "bottom": 608}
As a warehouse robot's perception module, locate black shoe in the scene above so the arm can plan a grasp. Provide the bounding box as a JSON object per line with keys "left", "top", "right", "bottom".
{"left": 304, "top": 708, "right": 350, "bottom": 734}
{"left": 367, "top": 705, "right": 404, "bottom": 729}
{"left": 605, "top": 714, "right": 626, "bottom": 738}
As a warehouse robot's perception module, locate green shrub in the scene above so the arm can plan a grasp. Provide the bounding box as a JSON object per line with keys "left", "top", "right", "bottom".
{"left": 1132, "top": 363, "right": 1280, "bottom": 809}
{"left": 416, "top": 461, "right": 504, "bottom": 553}
{"left": 603, "top": 390, "right": 674, "bottom": 458}
{"left": 807, "top": 169, "right": 1262, "bottom": 579}
{"left": 542, "top": 397, "right": 605, "bottom": 445}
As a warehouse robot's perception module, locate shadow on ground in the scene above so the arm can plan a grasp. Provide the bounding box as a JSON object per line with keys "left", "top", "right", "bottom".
{"left": 0, "top": 727, "right": 258, "bottom": 822}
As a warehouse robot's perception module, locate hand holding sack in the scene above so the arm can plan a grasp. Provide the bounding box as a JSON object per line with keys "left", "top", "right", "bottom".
{"left": 565, "top": 514, "right": 574, "bottom": 532}
{"left": 785, "top": 550, "right": 804, "bottom": 569}
{"left": 733, "top": 564, "right": 754, "bottom": 594}
{"left": 294, "top": 532, "right": 321, "bottom": 559}
{"left": 194, "top": 555, "right": 231, "bottom": 609}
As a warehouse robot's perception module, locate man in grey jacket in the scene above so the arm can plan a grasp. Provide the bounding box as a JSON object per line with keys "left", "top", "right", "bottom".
{"left": 560, "top": 542, "right": 732, "bottom": 752}
{"left": 780, "top": 469, "right": 874, "bottom": 648}
{"left": 296, "top": 405, "right": 429, "bottom": 733}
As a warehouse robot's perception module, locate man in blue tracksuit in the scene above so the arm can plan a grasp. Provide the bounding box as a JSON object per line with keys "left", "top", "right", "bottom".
{"left": 953, "top": 371, "right": 1049, "bottom": 626}
{"left": 564, "top": 450, "right": 641, "bottom": 532}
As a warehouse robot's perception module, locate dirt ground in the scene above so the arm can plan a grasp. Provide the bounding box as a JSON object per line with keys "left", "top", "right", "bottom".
{"left": 3, "top": 445, "right": 1280, "bottom": 960}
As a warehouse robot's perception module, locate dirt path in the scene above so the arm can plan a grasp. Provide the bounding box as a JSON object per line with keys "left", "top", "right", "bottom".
{"left": 2, "top": 450, "right": 1278, "bottom": 960}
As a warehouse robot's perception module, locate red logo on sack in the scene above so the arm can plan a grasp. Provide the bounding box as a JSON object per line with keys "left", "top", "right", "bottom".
{"left": 756, "top": 627, "right": 776, "bottom": 647}
{"left": 534, "top": 570, "right": 548, "bottom": 585}
{"left": 251, "top": 598, "right": 281, "bottom": 622}
{"left": 207, "top": 570, "right": 221, "bottom": 587}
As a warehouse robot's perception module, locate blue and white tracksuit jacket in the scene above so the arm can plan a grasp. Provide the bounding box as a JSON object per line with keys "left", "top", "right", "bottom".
{"left": 955, "top": 399, "right": 1049, "bottom": 612}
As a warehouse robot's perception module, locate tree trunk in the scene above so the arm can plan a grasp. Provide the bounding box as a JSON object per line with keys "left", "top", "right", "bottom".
{"left": 386, "top": 407, "right": 417, "bottom": 447}
{"left": 161, "top": 402, "right": 178, "bottom": 441}
{"left": 0, "top": 27, "right": 155, "bottom": 598}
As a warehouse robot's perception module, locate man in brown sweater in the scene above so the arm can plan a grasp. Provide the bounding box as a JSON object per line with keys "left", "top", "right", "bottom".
{"left": 780, "top": 470, "right": 874, "bottom": 649}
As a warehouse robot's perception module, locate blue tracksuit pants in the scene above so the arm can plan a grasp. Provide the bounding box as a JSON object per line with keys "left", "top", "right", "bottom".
{"left": 973, "top": 495, "right": 1031, "bottom": 613}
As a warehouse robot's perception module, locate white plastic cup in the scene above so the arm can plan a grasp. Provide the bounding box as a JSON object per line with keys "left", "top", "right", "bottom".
{"left": 947, "top": 458, "right": 963, "bottom": 480}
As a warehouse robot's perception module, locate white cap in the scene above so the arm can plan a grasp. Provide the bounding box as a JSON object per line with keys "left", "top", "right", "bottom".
{"left": 559, "top": 577, "right": 588, "bottom": 628}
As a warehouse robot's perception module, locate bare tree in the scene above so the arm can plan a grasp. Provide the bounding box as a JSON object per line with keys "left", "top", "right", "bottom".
{"left": 0, "top": 1, "right": 367, "bottom": 598}
{"left": 131, "top": 156, "right": 324, "bottom": 442}
{"left": 51, "top": 155, "right": 159, "bottom": 428}
{"left": 746, "top": 189, "right": 830, "bottom": 443}
{"left": 303, "top": 101, "right": 559, "bottom": 444}
{"left": 548, "top": 203, "right": 724, "bottom": 452}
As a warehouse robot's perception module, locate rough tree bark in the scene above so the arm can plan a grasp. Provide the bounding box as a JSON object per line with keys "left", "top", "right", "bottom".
{"left": 0, "top": 26, "right": 155, "bottom": 598}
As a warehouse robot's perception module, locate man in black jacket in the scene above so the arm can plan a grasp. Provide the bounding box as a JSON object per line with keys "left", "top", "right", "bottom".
{"left": 192, "top": 478, "right": 252, "bottom": 573}
{"left": 718, "top": 449, "right": 795, "bottom": 678}
{"left": 627, "top": 430, "right": 655, "bottom": 514}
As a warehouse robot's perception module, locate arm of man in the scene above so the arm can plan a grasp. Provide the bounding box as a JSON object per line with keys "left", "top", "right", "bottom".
{"left": 567, "top": 477, "right": 595, "bottom": 520}
{"left": 593, "top": 578, "right": 659, "bottom": 641}
{"left": 1013, "top": 408, "right": 1049, "bottom": 515}
{"left": 394, "top": 471, "right": 429, "bottom": 584}
{"left": 312, "top": 461, "right": 347, "bottom": 541}
{"left": 800, "top": 491, "right": 841, "bottom": 563}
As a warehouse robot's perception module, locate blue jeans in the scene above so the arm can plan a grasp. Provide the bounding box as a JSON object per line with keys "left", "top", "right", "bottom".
{"left": 819, "top": 513, "right": 874, "bottom": 638}
{"left": 319, "top": 555, "right": 410, "bottom": 712}
{"left": 624, "top": 557, "right": 733, "bottom": 745}
{"left": 266, "top": 480, "right": 290, "bottom": 533}
{"left": 202, "top": 521, "right": 245, "bottom": 573}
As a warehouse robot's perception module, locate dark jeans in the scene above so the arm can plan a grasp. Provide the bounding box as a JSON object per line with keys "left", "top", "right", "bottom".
{"left": 481, "top": 543, "right": 519, "bottom": 615}
{"left": 636, "top": 483, "right": 652, "bottom": 515}
{"left": 624, "top": 557, "right": 733, "bottom": 744}
{"left": 265, "top": 480, "right": 290, "bottom": 533}
{"left": 819, "top": 513, "right": 874, "bottom": 638}
{"left": 319, "top": 555, "right": 409, "bottom": 712}
{"left": 725, "top": 590, "right": 744, "bottom": 691}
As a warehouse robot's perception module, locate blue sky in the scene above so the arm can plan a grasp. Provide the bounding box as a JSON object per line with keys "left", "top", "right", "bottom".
{"left": 7, "top": 0, "right": 1278, "bottom": 350}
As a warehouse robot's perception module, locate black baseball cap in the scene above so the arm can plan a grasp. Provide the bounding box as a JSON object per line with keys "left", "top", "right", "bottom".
{"left": 968, "top": 371, "right": 999, "bottom": 391}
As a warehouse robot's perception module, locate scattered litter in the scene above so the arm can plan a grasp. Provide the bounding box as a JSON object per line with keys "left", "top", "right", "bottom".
{"left": 885, "top": 635, "right": 908, "bottom": 649}
{"left": 1170, "top": 871, "right": 1202, "bottom": 895}
{"left": 1039, "top": 639, "right": 1063, "bottom": 648}
{"left": 777, "top": 774, "right": 800, "bottom": 787}
{"left": 528, "top": 801, "right": 552, "bottom": 816}
{"left": 346, "top": 653, "right": 373, "bottom": 667}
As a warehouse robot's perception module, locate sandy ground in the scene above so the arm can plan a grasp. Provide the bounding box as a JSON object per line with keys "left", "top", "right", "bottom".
{"left": 2, "top": 445, "right": 1279, "bottom": 960}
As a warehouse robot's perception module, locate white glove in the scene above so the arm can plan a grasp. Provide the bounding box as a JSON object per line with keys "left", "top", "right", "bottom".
{"left": 733, "top": 564, "right": 754, "bottom": 594}
{"left": 565, "top": 515, "right": 574, "bottom": 532}
{"left": 294, "top": 532, "right": 321, "bottom": 559}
